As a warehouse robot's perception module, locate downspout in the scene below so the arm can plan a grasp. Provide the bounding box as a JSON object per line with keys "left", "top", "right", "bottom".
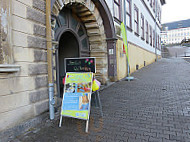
{"left": 154, "top": 2, "right": 158, "bottom": 61}
{"left": 46, "top": 0, "right": 55, "bottom": 120}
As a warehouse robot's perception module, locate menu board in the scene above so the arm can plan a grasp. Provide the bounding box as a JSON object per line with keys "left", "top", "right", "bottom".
{"left": 61, "top": 72, "right": 93, "bottom": 120}
{"left": 65, "top": 57, "right": 96, "bottom": 73}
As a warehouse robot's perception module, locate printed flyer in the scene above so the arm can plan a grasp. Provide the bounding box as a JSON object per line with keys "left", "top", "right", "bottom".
{"left": 61, "top": 72, "right": 93, "bottom": 120}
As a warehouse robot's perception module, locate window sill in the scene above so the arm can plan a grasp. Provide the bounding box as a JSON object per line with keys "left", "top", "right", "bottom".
{"left": 134, "top": 32, "right": 140, "bottom": 37}
{"left": 0, "top": 64, "right": 20, "bottom": 73}
{"left": 127, "top": 27, "right": 133, "bottom": 32}
{"left": 114, "top": 17, "right": 122, "bottom": 25}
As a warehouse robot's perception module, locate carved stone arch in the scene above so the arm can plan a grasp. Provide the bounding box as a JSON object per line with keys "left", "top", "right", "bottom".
{"left": 52, "top": 0, "right": 117, "bottom": 83}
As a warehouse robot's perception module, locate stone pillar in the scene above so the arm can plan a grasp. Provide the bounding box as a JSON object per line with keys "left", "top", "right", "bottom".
{"left": 107, "top": 38, "right": 117, "bottom": 81}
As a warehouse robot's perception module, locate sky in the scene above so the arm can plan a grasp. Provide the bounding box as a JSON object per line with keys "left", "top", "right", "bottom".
{"left": 161, "top": 0, "right": 190, "bottom": 24}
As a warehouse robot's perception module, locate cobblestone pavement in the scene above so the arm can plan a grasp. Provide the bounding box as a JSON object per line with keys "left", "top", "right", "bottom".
{"left": 14, "top": 58, "right": 190, "bottom": 142}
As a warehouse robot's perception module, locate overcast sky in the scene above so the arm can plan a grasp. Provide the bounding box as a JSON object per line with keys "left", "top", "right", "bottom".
{"left": 161, "top": 0, "right": 190, "bottom": 24}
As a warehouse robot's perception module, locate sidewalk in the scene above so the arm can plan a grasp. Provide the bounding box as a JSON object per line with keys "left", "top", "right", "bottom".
{"left": 13, "top": 58, "right": 190, "bottom": 142}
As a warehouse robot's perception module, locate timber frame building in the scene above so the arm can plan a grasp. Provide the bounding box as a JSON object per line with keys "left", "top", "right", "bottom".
{"left": 0, "top": 0, "right": 165, "bottom": 140}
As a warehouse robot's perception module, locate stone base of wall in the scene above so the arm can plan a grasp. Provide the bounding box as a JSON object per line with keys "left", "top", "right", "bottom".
{"left": 0, "top": 111, "right": 49, "bottom": 142}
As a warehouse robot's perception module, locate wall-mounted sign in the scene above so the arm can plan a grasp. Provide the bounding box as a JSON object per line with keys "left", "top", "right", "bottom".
{"left": 65, "top": 57, "right": 96, "bottom": 73}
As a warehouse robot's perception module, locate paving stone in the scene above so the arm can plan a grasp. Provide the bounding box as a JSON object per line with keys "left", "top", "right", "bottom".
{"left": 11, "top": 58, "right": 190, "bottom": 142}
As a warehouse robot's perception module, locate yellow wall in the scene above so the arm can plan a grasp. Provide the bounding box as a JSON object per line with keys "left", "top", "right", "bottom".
{"left": 116, "top": 39, "right": 127, "bottom": 80}
{"left": 116, "top": 39, "right": 160, "bottom": 80}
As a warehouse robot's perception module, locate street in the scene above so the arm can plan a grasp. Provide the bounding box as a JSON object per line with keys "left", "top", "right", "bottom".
{"left": 14, "top": 58, "right": 190, "bottom": 142}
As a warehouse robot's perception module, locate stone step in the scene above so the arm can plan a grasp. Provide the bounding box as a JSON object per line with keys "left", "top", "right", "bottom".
{"left": 80, "top": 15, "right": 96, "bottom": 22}
{"left": 85, "top": 22, "right": 99, "bottom": 29}
{"left": 89, "top": 35, "right": 106, "bottom": 42}
{"left": 76, "top": 6, "right": 89, "bottom": 13}
{"left": 78, "top": 11, "right": 92, "bottom": 17}
{"left": 87, "top": 29, "right": 101, "bottom": 36}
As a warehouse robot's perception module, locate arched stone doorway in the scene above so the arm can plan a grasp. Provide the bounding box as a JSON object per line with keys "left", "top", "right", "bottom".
{"left": 58, "top": 31, "right": 79, "bottom": 95}
{"left": 51, "top": 0, "right": 117, "bottom": 96}
{"left": 54, "top": 8, "right": 90, "bottom": 96}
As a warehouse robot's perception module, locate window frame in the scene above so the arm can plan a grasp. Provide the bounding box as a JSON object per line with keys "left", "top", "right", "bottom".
{"left": 0, "top": 0, "right": 12, "bottom": 65}
{"left": 149, "top": 25, "right": 152, "bottom": 46}
{"left": 125, "top": 0, "right": 132, "bottom": 31}
{"left": 114, "top": 0, "right": 122, "bottom": 23}
{"left": 153, "top": 0, "right": 155, "bottom": 12}
{"left": 150, "top": 0, "right": 152, "bottom": 7}
{"left": 140, "top": 13, "right": 145, "bottom": 40}
{"left": 134, "top": 4, "right": 139, "bottom": 36}
{"left": 153, "top": 30, "right": 155, "bottom": 47}
{"left": 146, "top": 20, "right": 149, "bottom": 43}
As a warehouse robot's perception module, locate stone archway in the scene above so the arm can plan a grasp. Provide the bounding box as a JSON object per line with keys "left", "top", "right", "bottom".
{"left": 52, "top": 0, "right": 116, "bottom": 84}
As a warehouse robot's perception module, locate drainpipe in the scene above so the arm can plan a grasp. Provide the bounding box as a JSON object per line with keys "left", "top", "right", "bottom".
{"left": 46, "top": 0, "right": 55, "bottom": 120}
{"left": 154, "top": 2, "right": 158, "bottom": 61}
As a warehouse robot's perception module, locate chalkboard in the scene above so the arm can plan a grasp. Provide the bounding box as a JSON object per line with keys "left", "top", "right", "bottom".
{"left": 65, "top": 57, "right": 96, "bottom": 73}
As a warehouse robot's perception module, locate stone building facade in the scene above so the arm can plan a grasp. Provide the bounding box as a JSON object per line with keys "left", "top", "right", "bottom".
{"left": 0, "top": 0, "right": 165, "bottom": 140}
{"left": 0, "top": 0, "right": 49, "bottom": 140}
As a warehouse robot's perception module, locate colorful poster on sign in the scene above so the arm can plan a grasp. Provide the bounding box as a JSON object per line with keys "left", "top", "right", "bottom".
{"left": 61, "top": 72, "right": 93, "bottom": 120}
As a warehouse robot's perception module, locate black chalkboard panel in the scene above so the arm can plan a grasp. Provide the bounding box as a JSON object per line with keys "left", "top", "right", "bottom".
{"left": 65, "top": 57, "right": 96, "bottom": 73}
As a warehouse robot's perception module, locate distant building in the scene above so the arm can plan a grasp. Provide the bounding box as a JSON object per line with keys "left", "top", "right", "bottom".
{"left": 161, "top": 19, "right": 190, "bottom": 45}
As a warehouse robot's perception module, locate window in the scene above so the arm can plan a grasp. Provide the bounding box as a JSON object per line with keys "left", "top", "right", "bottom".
{"left": 114, "top": 0, "right": 121, "bottom": 22}
{"left": 146, "top": 20, "right": 149, "bottom": 43}
{"left": 134, "top": 5, "right": 139, "bottom": 35}
{"left": 141, "top": 14, "right": 144, "bottom": 39}
{"left": 153, "top": 30, "right": 155, "bottom": 47}
{"left": 150, "top": 0, "right": 152, "bottom": 7}
{"left": 155, "top": 33, "right": 157, "bottom": 48}
{"left": 158, "top": 35, "right": 161, "bottom": 50}
{"left": 157, "top": 34, "right": 159, "bottom": 48}
{"left": 158, "top": 7, "right": 161, "bottom": 23}
{"left": 153, "top": 0, "right": 155, "bottom": 12}
{"left": 125, "top": 0, "right": 132, "bottom": 29}
{"left": 0, "top": 0, "right": 12, "bottom": 64}
{"left": 150, "top": 25, "right": 152, "bottom": 46}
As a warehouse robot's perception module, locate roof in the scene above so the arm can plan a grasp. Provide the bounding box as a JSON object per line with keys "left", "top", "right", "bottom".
{"left": 162, "top": 19, "right": 190, "bottom": 31}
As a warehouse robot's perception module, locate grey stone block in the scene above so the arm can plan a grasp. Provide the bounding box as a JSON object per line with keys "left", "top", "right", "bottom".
{"left": 33, "top": 24, "right": 46, "bottom": 37}
{"left": 28, "top": 36, "right": 46, "bottom": 49}
{"left": 28, "top": 64, "right": 48, "bottom": 75}
{"left": 35, "top": 100, "right": 49, "bottom": 115}
{"left": 29, "top": 88, "right": 48, "bottom": 103}
{"left": 27, "top": 7, "right": 45, "bottom": 25}
{"left": 34, "top": 50, "right": 47, "bottom": 62}
{"left": 35, "top": 76, "right": 48, "bottom": 88}
{"left": 33, "top": 0, "right": 46, "bottom": 12}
